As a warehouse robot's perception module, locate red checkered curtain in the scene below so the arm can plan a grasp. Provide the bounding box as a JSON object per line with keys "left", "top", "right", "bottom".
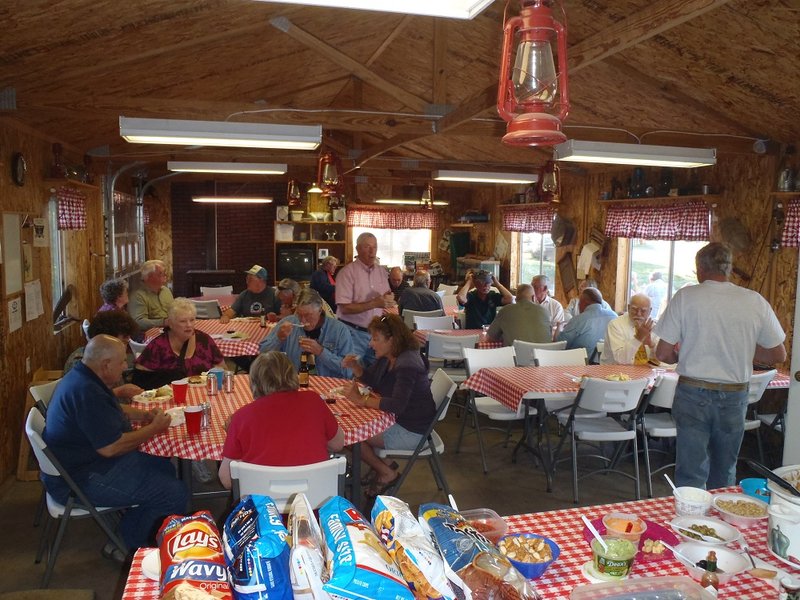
{"left": 781, "top": 198, "right": 800, "bottom": 248}
{"left": 501, "top": 205, "right": 556, "bottom": 233}
{"left": 56, "top": 187, "right": 87, "bottom": 230}
{"left": 347, "top": 207, "right": 439, "bottom": 229}
{"left": 604, "top": 201, "right": 710, "bottom": 241}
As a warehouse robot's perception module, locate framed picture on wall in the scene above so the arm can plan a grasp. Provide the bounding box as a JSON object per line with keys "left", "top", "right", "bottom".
{"left": 557, "top": 252, "right": 577, "bottom": 295}
{"left": 318, "top": 248, "right": 328, "bottom": 260}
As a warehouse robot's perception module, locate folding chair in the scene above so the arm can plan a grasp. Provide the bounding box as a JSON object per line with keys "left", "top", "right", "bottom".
{"left": 81, "top": 319, "right": 91, "bottom": 341}
{"left": 200, "top": 285, "right": 233, "bottom": 297}
{"left": 437, "top": 284, "right": 458, "bottom": 295}
{"left": 513, "top": 340, "right": 567, "bottom": 367}
{"left": 426, "top": 332, "right": 479, "bottom": 383}
{"left": 403, "top": 309, "right": 444, "bottom": 330}
{"left": 590, "top": 340, "right": 605, "bottom": 364}
{"left": 532, "top": 347, "right": 588, "bottom": 367}
{"left": 190, "top": 299, "right": 222, "bottom": 319}
{"left": 229, "top": 456, "right": 347, "bottom": 512}
{"left": 376, "top": 369, "right": 458, "bottom": 496}
{"left": 742, "top": 369, "right": 777, "bottom": 464}
{"left": 638, "top": 374, "right": 678, "bottom": 497}
{"left": 29, "top": 379, "right": 62, "bottom": 527}
{"left": 456, "top": 346, "right": 523, "bottom": 474}
{"left": 128, "top": 339, "right": 149, "bottom": 359}
{"left": 551, "top": 377, "right": 649, "bottom": 503}
{"left": 442, "top": 295, "right": 460, "bottom": 311}
{"left": 414, "top": 315, "right": 455, "bottom": 331}
{"left": 25, "top": 408, "right": 132, "bottom": 588}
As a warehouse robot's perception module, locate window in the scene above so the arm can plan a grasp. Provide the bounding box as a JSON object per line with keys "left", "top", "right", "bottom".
{"left": 628, "top": 239, "right": 707, "bottom": 318}
{"left": 112, "top": 191, "right": 143, "bottom": 276}
{"left": 350, "top": 227, "right": 431, "bottom": 268}
{"left": 48, "top": 194, "right": 66, "bottom": 311}
{"left": 518, "top": 231, "right": 556, "bottom": 292}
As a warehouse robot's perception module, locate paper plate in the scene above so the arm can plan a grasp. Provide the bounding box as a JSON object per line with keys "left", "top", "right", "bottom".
{"left": 582, "top": 518, "right": 678, "bottom": 562}
{"left": 132, "top": 389, "right": 172, "bottom": 404}
{"left": 141, "top": 548, "right": 160, "bottom": 581}
{"left": 223, "top": 331, "right": 249, "bottom": 341}
{"left": 165, "top": 407, "right": 185, "bottom": 427}
{"left": 581, "top": 560, "right": 614, "bottom": 584}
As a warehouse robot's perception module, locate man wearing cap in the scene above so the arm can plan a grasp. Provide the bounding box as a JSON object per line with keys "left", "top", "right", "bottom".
{"left": 456, "top": 269, "right": 513, "bottom": 330}
{"left": 129, "top": 259, "right": 174, "bottom": 330}
{"left": 220, "top": 265, "right": 280, "bottom": 323}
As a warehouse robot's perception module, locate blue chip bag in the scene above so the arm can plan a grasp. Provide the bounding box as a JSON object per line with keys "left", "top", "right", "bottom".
{"left": 319, "top": 496, "right": 413, "bottom": 600}
{"left": 223, "top": 495, "right": 292, "bottom": 600}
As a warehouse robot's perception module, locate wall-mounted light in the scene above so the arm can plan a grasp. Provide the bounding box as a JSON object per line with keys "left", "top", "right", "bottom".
{"left": 553, "top": 140, "right": 717, "bottom": 168}
{"left": 433, "top": 170, "right": 538, "bottom": 184}
{"left": 192, "top": 197, "right": 273, "bottom": 204}
{"left": 120, "top": 117, "right": 321, "bottom": 150}
{"left": 168, "top": 161, "right": 287, "bottom": 174}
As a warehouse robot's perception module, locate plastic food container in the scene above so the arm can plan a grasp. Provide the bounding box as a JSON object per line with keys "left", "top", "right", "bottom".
{"left": 712, "top": 492, "right": 768, "bottom": 527}
{"left": 674, "top": 486, "right": 712, "bottom": 516}
{"left": 673, "top": 542, "right": 750, "bottom": 584}
{"left": 461, "top": 508, "right": 507, "bottom": 544}
{"left": 602, "top": 512, "right": 647, "bottom": 543}
{"left": 498, "top": 533, "right": 559, "bottom": 580}
{"left": 591, "top": 536, "right": 637, "bottom": 581}
{"left": 569, "top": 575, "right": 728, "bottom": 599}
{"left": 739, "top": 477, "right": 771, "bottom": 503}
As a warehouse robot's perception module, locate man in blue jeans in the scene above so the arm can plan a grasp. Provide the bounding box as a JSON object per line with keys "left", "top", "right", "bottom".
{"left": 43, "top": 335, "right": 188, "bottom": 561}
{"left": 655, "top": 243, "right": 785, "bottom": 489}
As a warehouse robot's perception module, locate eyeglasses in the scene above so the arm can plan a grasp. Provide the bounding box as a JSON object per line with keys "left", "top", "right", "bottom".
{"left": 628, "top": 305, "right": 651, "bottom": 315}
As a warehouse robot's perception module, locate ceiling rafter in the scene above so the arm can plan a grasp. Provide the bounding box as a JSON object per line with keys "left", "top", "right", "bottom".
{"left": 432, "top": 20, "right": 448, "bottom": 106}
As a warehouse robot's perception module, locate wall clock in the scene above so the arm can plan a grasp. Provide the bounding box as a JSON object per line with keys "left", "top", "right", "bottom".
{"left": 11, "top": 152, "right": 27, "bottom": 187}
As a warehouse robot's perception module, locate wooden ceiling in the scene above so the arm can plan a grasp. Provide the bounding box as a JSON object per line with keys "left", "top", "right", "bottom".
{"left": 1, "top": 0, "right": 798, "bottom": 185}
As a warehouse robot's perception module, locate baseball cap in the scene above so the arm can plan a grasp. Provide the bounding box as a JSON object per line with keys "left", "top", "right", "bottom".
{"left": 244, "top": 265, "right": 268, "bottom": 280}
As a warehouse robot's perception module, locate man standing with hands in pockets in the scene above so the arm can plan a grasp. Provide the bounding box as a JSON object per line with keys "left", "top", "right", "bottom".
{"left": 655, "top": 243, "right": 786, "bottom": 489}
{"left": 336, "top": 232, "right": 396, "bottom": 365}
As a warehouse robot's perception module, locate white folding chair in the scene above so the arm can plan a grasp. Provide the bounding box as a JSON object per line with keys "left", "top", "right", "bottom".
{"left": 551, "top": 378, "right": 649, "bottom": 503}
{"left": 456, "top": 346, "right": 523, "bottom": 474}
{"left": 128, "top": 339, "right": 149, "bottom": 358}
{"left": 426, "top": 332, "right": 479, "bottom": 383}
{"left": 25, "top": 408, "right": 132, "bottom": 588}
{"left": 590, "top": 340, "right": 605, "bottom": 365}
{"left": 199, "top": 285, "right": 233, "bottom": 298}
{"left": 229, "top": 456, "right": 347, "bottom": 512}
{"left": 376, "top": 369, "right": 458, "bottom": 496}
{"left": 189, "top": 299, "right": 222, "bottom": 319}
{"left": 403, "top": 308, "right": 444, "bottom": 330}
{"left": 513, "top": 340, "right": 567, "bottom": 367}
{"left": 442, "top": 295, "right": 460, "bottom": 311}
{"left": 414, "top": 315, "right": 455, "bottom": 331}
{"left": 437, "top": 284, "right": 458, "bottom": 295}
{"left": 435, "top": 289, "right": 447, "bottom": 298}
{"left": 742, "top": 369, "right": 777, "bottom": 464}
{"left": 29, "top": 379, "right": 62, "bottom": 528}
{"left": 532, "top": 347, "right": 588, "bottom": 367}
{"left": 81, "top": 319, "right": 90, "bottom": 341}
{"left": 638, "top": 375, "right": 678, "bottom": 497}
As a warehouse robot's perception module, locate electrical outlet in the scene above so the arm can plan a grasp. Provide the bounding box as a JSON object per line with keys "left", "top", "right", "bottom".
{"left": 25, "top": 357, "right": 31, "bottom": 374}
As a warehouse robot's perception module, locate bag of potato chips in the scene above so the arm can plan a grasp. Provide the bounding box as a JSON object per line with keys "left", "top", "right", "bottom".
{"left": 288, "top": 494, "right": 330, "bottom": 600}
{"left": 371, "top": 495, "right": 456, "bottom": 600}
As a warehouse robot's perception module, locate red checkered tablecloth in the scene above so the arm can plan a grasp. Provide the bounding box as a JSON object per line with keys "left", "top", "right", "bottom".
{"left": 136, "top": 375, "right": 394, "bottom": 460}
{"left": 144, "top": 318, "right": 273, "bottom": 358}
{"left": 463, "top": 365, "right": 656, "bottom": 412}
{"left": 768, "top": 369, "right": 790, "bottom": 389}
{"left": 122, "top": 487, "right": 787, "bottom": 600}
{"left": 415, "top": 328, "right": 503, "bottom": 349}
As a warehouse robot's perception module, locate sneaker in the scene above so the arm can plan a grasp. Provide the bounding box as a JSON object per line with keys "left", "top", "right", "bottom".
{"left": 192, "top": 460, "right": 213, "bottom": 483}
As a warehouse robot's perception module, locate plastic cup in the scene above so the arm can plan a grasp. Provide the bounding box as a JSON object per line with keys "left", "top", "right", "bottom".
{"left": 171, "top": 379, "right": 189, "bottom": 405}
{"left": 591, "top": 536, "right": 637, "bottom": 580}
{"left": 208, "top": 368, "right": 224, "bottom": 388}
{"left": 184, "top": 406, "right": 203, "bottom": 436}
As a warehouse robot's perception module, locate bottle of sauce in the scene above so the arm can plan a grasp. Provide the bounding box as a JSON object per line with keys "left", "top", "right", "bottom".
{"left": 259, "top": 313, "right": 266, "bottom": 328}
{"left": 298, "top": 353, "right": 310, "bottom": 388}
{"left": 700, "top": 550, "right": 719, "bottom": 597}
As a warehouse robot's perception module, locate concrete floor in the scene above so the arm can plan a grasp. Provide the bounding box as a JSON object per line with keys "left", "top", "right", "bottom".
{"left": 1, "top": 403, "right": 767, "bottom": 599}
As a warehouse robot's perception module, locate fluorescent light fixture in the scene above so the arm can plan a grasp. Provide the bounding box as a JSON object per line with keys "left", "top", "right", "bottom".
{"left": 433, "top": 170, "right": 539, "bottom": 184}
{"left": 375, "top": 199, "right": 449, "bottom": 206}
{"left": 168, "top": 161, "right": 287, "bottom": 175}
{"left": 120, "top": 117, "right": 321, "bottom": 150}
{"left": 192, "top": 197, "right": 273, "bottom": 204}
{"left": 553, "top": 140, "right": 717, "bottom": 168}
{"left": 256, "top": 0, "right": 492, "bottom": 19}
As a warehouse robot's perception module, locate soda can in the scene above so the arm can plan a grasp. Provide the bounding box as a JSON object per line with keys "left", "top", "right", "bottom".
{"left": 201, "top": 401, "right": 211, "bottom": 430}
{"left": 207, "top": 374, "right": 218, "bottom": 395}
{"left": 224, "top": 371, "right": 234, "bottom": 393}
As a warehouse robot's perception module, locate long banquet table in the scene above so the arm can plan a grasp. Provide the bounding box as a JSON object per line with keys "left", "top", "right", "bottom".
{"left": 134, "top": 374, "right": 394, "bottom": 508}
{"left": 144, "top": 317, "right": 274, "bottom": 358}
{"left": 120, "top": 486, "right": 788, "bottom": 600}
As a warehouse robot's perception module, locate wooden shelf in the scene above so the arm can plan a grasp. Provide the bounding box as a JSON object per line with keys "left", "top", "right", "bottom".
{"left": 275, "top": 220, "right": 344, "bottom": 225}
{"left": 769, "top": 192, "right": 800, "bottom": 198}
{"left": 276, "top": 240, "right": 345, "bottom": 244}
{"left": 44, "top": 178, "right": 100, "bottom": 192}
{"left": 497, "top": 203, "right": 549, "bottom": 208}
{"left": 598, "top": 194, "right": 720, "bottom": 204}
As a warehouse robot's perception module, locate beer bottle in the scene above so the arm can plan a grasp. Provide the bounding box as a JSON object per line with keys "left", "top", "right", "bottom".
{"left": 298, "top": 352, "right": 310, "bottom": 387}
{"left": 700, "top": 550, "right": 719, "bottom": 597}
{"left": 259, "top": 312, "right": 266, "bottom": 328}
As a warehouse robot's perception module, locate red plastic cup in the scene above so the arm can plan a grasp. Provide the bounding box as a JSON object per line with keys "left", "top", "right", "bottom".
{"left": 184, "top": 406, "right": 203, "bottom": 436}
{"left": 171, "top": 379, "right": 188, "bottom": 405}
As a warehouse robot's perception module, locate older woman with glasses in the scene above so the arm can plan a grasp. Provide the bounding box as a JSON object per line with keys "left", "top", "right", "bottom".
{"left": 132, "top": 297, "right": 225, "bottom": 389}
{"left": 341, "top": 313, "right": 435, "bottom": 495}
{"left": 217, "top": 351, "right": 344, "bottom": 489}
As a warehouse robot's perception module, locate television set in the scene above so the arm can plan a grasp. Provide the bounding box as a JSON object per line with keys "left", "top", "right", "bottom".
{"left": 276, "top": 247, "right": 315, "bottom": 281}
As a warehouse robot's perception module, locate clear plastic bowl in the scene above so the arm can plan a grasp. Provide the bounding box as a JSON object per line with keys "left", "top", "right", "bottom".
{"left": 674, "top": 486, "right": 712, "bottom": 516}
{"left": 602, "top": 512, "right": 647, "bottom": 543}
{"left": 462, "top": 508, "right": 508, "bottom": 544}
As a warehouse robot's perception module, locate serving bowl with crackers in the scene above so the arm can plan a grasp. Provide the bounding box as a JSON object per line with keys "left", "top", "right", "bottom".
{"left": 497, "top": 533, "right": 559, "bottom": 579}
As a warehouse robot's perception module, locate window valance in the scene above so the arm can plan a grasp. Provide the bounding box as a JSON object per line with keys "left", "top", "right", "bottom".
{"left": 501, "top": 205, "right": 556, "bottom": 233}
{"left": 604, "top": 201, "right": 710, "bottom": 241}
{"left": 347, "top": 207, "right": 439, "bottom": 229}
{"left": 57, "top": 187, "right": 87, "bottom": 230}
{"left": 780, "top": 198, "right": 800, "bottom": 248}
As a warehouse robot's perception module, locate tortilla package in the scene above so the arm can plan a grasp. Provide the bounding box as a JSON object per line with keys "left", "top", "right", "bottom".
{"left": 222, "top": 495, "right": 292, "bottom": 600}
{"left": 157, "top": 510, "right": 232, "bottom": 600}
{"left": 319, "top": 496, "right": 414, "bottom": 600}
{"left": 288, "top": 493, "right": 331, "bottom": 600}
{"left": 418, "top": 503, "right": 540, "bottom": 600}
{"left": 371, "top": 495, "right": 456, "bottom": 600}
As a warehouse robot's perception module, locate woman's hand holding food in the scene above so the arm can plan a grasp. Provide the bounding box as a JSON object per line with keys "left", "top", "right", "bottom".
{"left": 341, "top": 354, "right": 363, "bottom": 377}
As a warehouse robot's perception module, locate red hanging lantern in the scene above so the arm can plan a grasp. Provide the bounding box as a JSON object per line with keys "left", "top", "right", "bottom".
{"left": 497, "top": 0, "right": 570, "bottom": 147}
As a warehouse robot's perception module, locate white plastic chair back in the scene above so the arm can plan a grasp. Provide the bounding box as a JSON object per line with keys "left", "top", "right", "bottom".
{"left": 437, "top": 284, "right": 458, "bottom": 295}
{"left": 403, "top": 308, "right": 444, "bottom": 329}
{"left": 747, "top": 369, "right": 777, "bottom": 406}
{"left": 81, "top": 319, "right": 90, "bottom": 341}
{"left": 647, "top": 375, "right": 678, "bottom": 410}
{"left": 30, "top": 379, "right": 61, "bottom": 412}
{"left": 577, "top": 378, "right": 649, "bottom": 414}
{"left": 427, "top": 333, "right": 479, "bottom": 361}
{"left": 414, "top": 315, "right": 454, "bottom": 331}
{"left": 229, "top": 456, "right": 347, "bottom": 512}
{"left": 513, "top": 340, "right": 567, "bottom": 366}
{"left": 25, "top": 409, "right": 59, "bottom": 477}
{"left": 430, "top": 369, "right": 458, "bottom": 421}
{"left": 442, "top": 295, "right": 460, "bottom": 310}
{"left": 533, "top": 347, "right": 588, "bottom": 367}
{"left": 463, "top": 346, "right": 517, "bottom": 376}
{"left": 200, "top": 285, "right": 233, "bottom": 298}
{"left": 129, "top": 339, "right": 149, "bottom": 356}
{"left": 435, "top": 290, "right": 447, "bottom": 299}
{"left": 190, "top": 299, "right": 222, "bottom": 319}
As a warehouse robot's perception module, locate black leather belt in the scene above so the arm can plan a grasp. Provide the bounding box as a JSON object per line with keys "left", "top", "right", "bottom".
{"left": 340, "top": 319, "right": 369, "bottom": 333}
{"left": 678, "top": 376, "right": 749, "bottom": 392}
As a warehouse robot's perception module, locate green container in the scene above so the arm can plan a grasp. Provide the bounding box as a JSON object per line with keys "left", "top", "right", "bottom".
{"left": 591, "top": 537, "right": 637, "bottom": 580}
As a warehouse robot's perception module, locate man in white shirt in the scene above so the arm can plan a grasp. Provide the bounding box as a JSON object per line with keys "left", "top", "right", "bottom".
{"left": 601, "top": 293, "right": 659, "bottom": 365}
{"left": 531, "top": 274, "right": 565, "bottom": 340}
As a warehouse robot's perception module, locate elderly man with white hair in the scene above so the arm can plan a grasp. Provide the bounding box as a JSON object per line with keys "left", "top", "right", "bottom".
{"left": 602, "top": 293, "right": 659, "bottom": 365}
{"left": 129, "top": 259, "right": 174, "bottom": 330}
{"left": 398, "top": 270, "right": 443, "bottom": 314}
{"left": 531, "top": 274, "right": 565, "bottom": 339}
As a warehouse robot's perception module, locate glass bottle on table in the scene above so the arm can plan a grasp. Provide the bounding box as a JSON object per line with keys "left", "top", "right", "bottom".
{"left": 700, "top": 550, "right": 719, "bottom": 597}
{"left": 298, "top": 353, "right": 310, "bottom": 388}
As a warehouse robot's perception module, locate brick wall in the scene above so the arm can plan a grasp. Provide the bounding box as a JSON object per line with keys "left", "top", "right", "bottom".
{"left": 170, "top": 181, "right": 283, "bottom": 296}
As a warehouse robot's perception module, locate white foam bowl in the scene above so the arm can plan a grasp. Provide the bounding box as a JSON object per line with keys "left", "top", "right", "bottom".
{"left": 712, "top": 492, "right": 769, "bottom": 527}
{"left": 674, "top": 486, "right": 712, "bottom": 516}
{"left": 674, "top": 542, "right": 749, "bottom": 584}
{"left": 669, "top": 515, "right": 740, "bottom": 545}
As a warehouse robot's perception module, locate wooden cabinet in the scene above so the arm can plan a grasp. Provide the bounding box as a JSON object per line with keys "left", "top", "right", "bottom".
{"left": 274, "top": 221, "right": 346, "bottom": 282}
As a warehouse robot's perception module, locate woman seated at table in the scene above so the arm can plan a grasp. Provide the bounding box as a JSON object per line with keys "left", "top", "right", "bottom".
{"left": 97, "top": 278, "right": 130, "bottom": 313}
{"left": 218, "top": 351, "right": 344, "bottom": 489}
{"left": 132, "top": 297, "right": 225, "bottom": 389}
{"left": 342, "top": 314, "right": 435, "bottom": 495}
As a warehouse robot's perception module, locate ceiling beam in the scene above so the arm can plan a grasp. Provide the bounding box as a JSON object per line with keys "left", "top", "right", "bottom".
{"left": 270, "top": 17, "right": 429, "bottom": 112}
{"left": 432, "top": 21, "right": 448, "bottom": 106}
